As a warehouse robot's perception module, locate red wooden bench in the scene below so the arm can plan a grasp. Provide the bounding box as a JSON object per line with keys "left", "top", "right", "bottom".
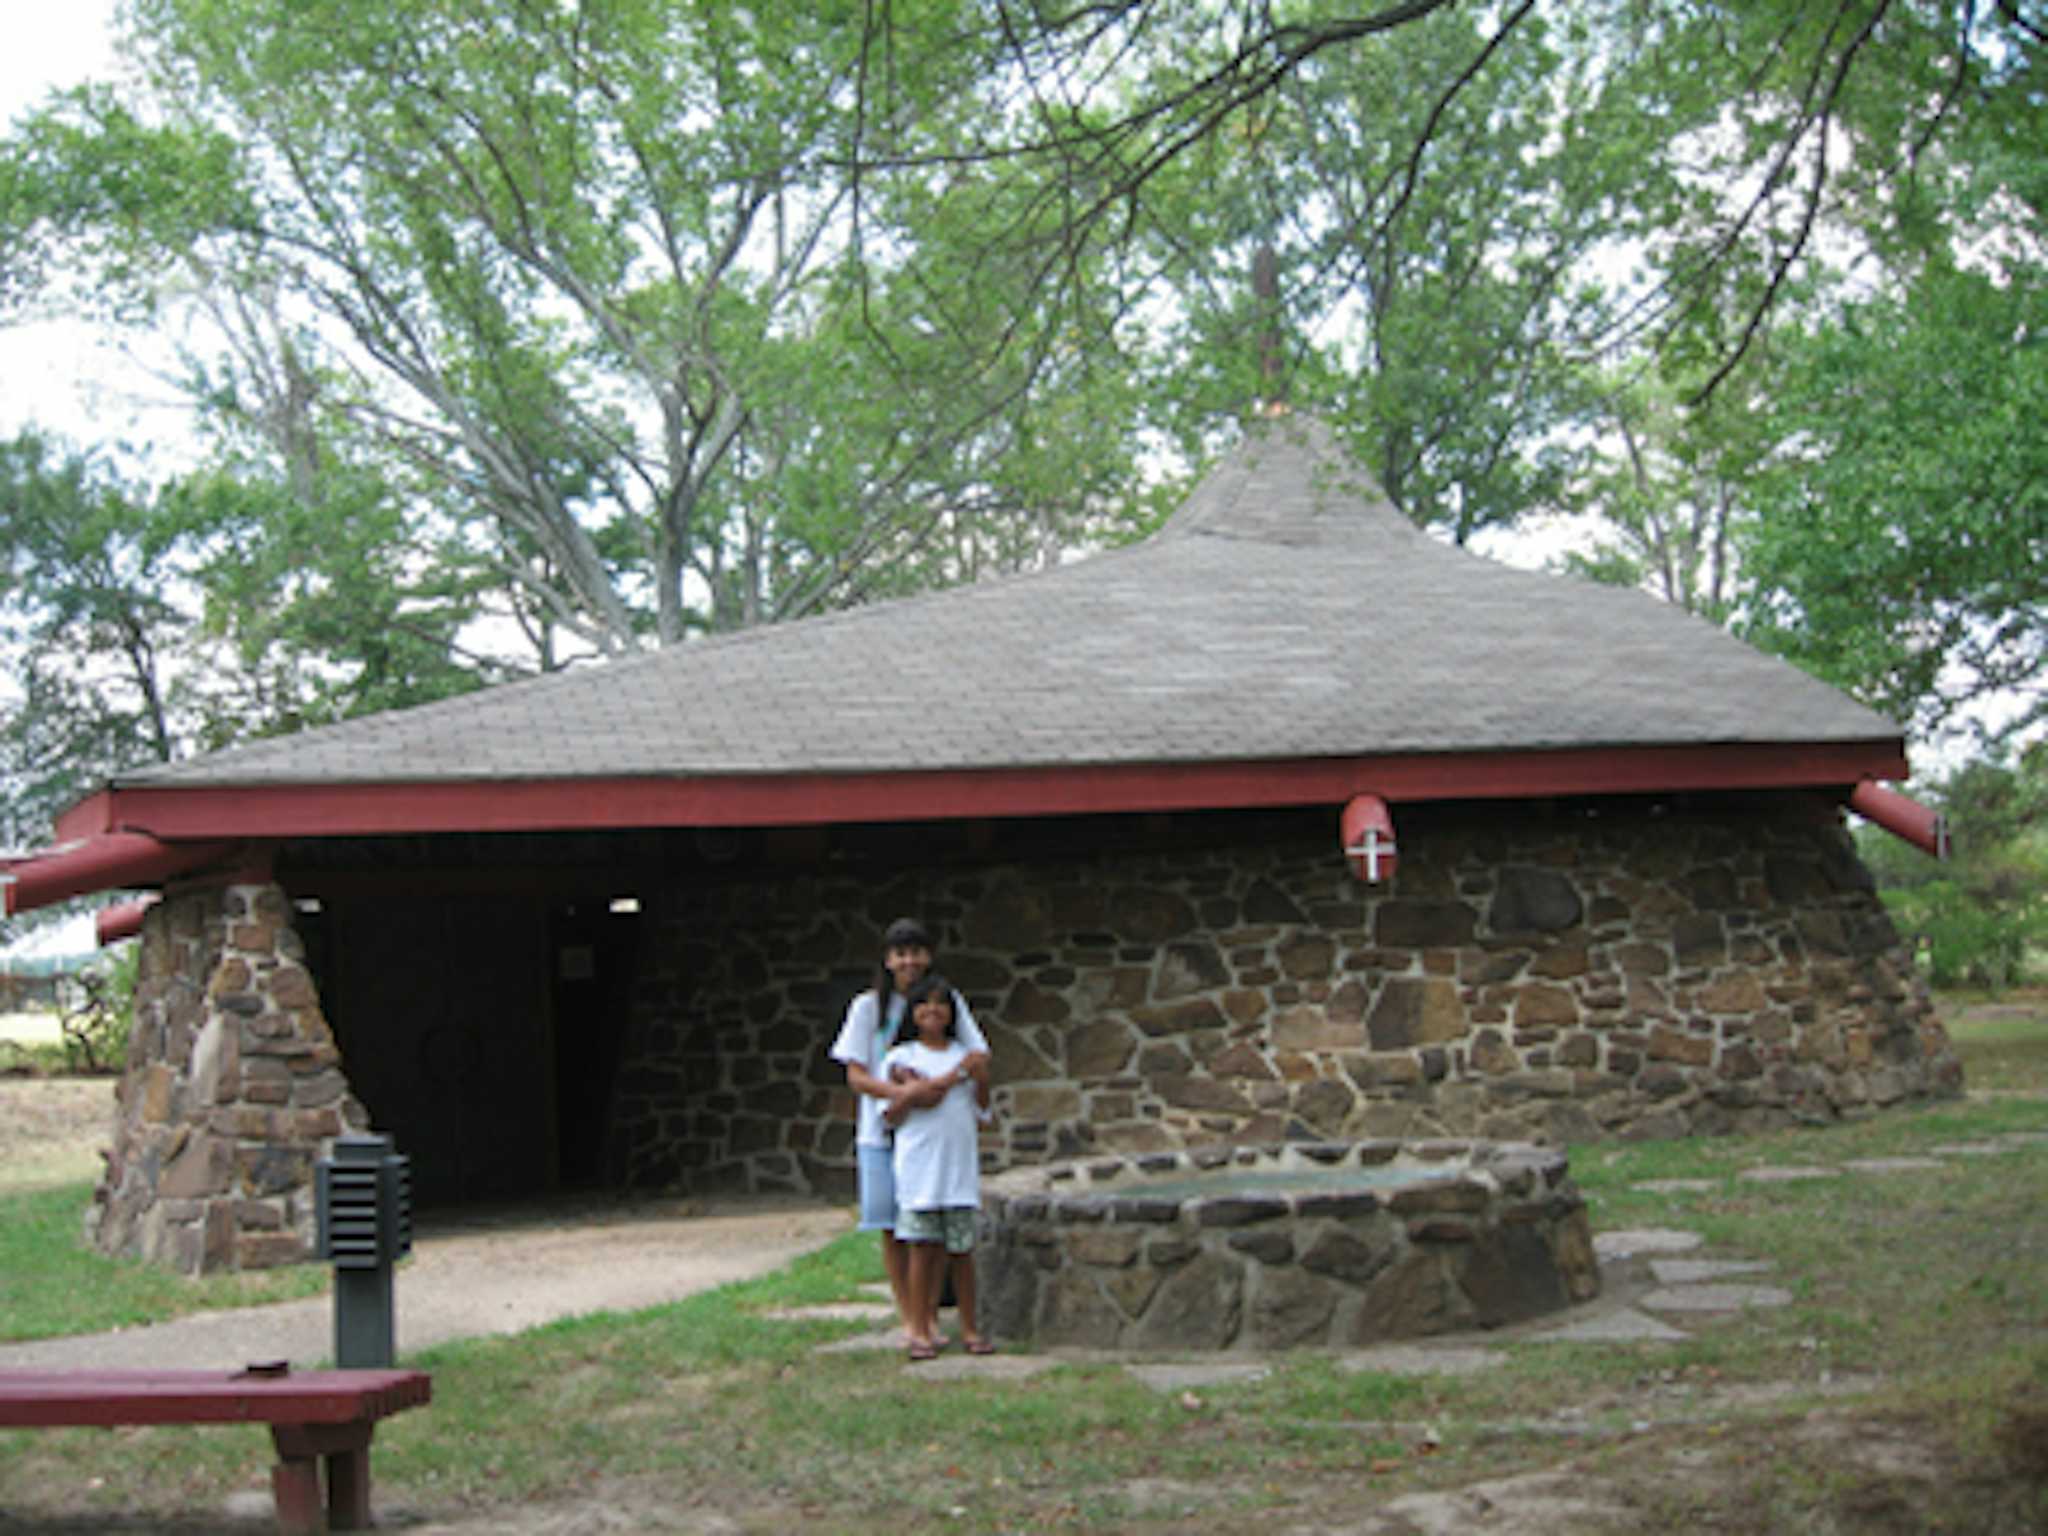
{"left": 0, "top": 1365, "right": 432, "bottom": 1534}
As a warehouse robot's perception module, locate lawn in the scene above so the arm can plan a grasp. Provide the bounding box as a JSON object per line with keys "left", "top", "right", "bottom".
{"left": 2, "top": 1002, "right": 2045, "bottom": 1532}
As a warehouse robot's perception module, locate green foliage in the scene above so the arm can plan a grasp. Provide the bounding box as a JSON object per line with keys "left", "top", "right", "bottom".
{"left": 51, "top": 947, "right": 138, "bottom": 1076}
{"left": 1863, "top": 748, "right": 2048, "bottom": 989}
{"left": 1740, "top": 262, "right": 2048, "bottom": 739}
{"left": 0, "top": 431, "right": 488, "bottom": 845}
{"left": 3, "top": 0, "right": 1161, "bottom": 662}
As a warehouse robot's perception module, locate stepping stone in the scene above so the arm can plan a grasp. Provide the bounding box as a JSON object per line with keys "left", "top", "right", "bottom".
{"left": 911, "top": 1352, "right": 1056, "bottom": 1382}
{"left": 761, "top": 1302, "right": 897, "bottom": 1322}
{"left": 1337, "top": 1345, "right": 1504, "bottom": 1377}
{"left": 1930, "top": 1142, "right": 2010, "bottom": 1157}
{"left": 1593, "top": 1228, "right": 1702, "bottom": 1258}
{"left": 1737, "top": 1165, "right": 1840, "bottom": 1183}
{"left": 1634, "top": 1179, "right": 1716, "bottom": 1194}
{"left": 1841, "top": 1157, "right": 1945, "bottom": 1175}
{"left": 1533, "top": 1306, "right": 1689, "bottom": 1342}
{"left": 1126, "top": 1361, "right": 1270, "bottom": 1393}
{"left": 1649, "top": 1258, "right": 1772, "bottom": 1285}
{"left": 814, "top": 1328, "right": 905, "bottom": 1354}
{"left": 2001, "top": 1132, "right": 2048, "bottom": 1146}
{"left": 1640, "top": 1283, "right": 1792, "bottom": 1312}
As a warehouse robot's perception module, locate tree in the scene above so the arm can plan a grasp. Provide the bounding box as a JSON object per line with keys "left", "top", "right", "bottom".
{"left": 0, "top": 431, "right": 483, "bottom": 847}
{"left": 1738, "top": 258, "right": 2047, "bottom": 741}
{"left": 1, "top": 0, "right": 1160, "bottom": 663}
{"left": 1553, "top": 363, "right": 1786, "bottom": 622}
{"left": 1123, "top": 4, "right": 1639, "bottom": 542}
{"left": 853, "top": 0, "right": 2045, "bottom": 402}
{"left": 1862, "top": 745, "right": 2048, "bottom": 988}
{"left": 0, "top": 435, "right": 191, "bottom": 846}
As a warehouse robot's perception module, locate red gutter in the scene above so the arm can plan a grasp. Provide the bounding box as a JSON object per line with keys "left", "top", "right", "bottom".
{"left": 1849, "top": 779, "right": 1949, "bottom": 859}
{"left": 95, "top": 896, "right": 160, "bottom": 946}
{"left": 58, "top": 739, "right": 1909, "bottom": 844}
{"left": 2, "top": 834, "right": 237, "bottom": 917}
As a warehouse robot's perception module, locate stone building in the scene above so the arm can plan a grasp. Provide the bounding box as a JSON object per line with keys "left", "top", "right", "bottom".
{"left": 3, "top": 415, "right": 1957, "bottom": 1273}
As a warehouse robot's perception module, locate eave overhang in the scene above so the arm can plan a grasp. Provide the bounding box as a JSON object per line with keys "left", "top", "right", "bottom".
{"left": 59, "top": 738, "right": 1909, "bottom": 846}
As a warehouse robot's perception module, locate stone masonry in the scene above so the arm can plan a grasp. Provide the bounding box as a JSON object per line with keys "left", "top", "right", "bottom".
{"left": 977, "top": 1139, "right": 1602, "bottom": 1351}
{"left": 88, "top": 880, "right": 367, "bottom": 1274}
{"left": 607, "top": 797, "right": 1963, "bottom": 1196}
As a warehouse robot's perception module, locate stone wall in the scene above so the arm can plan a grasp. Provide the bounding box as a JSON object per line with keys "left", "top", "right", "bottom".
{"left": 607, "top": 797, "right": 1962, "bottom": 1195}
{"left": 89, "top": 881, "right": 366, "bottom": 1273}
{"left": 978, "top": 1139, "right": 1601, "bottom": 1351}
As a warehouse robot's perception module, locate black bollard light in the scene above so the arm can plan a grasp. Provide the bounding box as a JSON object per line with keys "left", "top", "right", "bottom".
{"left": 315, "top": 1132, "right": 413, "bottom": 1368}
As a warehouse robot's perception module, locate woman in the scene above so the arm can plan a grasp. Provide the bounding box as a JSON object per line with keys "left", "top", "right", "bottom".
{"left": 828, "top": 917, "right": 989, "bottom": 1344}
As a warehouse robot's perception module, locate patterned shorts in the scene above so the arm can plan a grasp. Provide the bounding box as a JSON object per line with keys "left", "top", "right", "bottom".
{"left": 896, "top": 1205, "right": 977, "bottom": 1254}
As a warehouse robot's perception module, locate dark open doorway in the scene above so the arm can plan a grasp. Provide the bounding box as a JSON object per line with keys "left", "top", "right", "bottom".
{"left": 549, "top": 897, "right": 640, "bottom": 1190}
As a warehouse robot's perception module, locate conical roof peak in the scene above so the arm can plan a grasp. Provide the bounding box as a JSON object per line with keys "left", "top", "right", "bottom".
{"left": 1159, "top": 412, "right": 1429, "bottom": 550}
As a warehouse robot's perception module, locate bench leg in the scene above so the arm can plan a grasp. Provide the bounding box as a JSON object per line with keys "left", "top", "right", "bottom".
{"left": 271, "top": 1422, "right": 378, "bottom": 1533}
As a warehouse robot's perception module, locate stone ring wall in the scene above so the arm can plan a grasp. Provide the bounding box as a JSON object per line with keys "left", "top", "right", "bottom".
{"left": 976, "top": 1139, "right": 1601, "bottom": 1351}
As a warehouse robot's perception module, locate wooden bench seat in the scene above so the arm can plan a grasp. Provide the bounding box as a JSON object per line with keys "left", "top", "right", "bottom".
{"left": 0, "top": 1366, "right": 432, "bottom": 1534}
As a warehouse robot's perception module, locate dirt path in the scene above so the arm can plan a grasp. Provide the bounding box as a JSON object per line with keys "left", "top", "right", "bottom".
{"left": 0, "top": 1076, "right": 853, "bottom": 1370}
{"left": 0, "top": 1193, "right": 854, "bottom": 1370}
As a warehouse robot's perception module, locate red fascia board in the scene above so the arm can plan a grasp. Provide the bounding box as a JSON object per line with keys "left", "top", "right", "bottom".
{"left": 59, "top": 740, "right": 1908, "bottom": 843}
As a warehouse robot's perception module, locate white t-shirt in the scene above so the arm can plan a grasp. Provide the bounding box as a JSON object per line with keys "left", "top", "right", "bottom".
{"left": 880, "top": 1038, "right": 983, "bottom": 1213}
{"left": 829, "top": 987, "right": 987, "bottom": 1149}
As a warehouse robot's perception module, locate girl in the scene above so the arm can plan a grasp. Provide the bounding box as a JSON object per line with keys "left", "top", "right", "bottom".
{"left": 828, "top": 917, "right": 989, "bottom": 1345}
{"left": 881, "top": 972, "right": 993, "bottom": 1359}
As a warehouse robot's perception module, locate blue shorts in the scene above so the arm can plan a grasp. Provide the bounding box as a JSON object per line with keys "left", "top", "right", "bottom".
{"left": 857, "top": 1144, "right": 899, "bottom": 1232}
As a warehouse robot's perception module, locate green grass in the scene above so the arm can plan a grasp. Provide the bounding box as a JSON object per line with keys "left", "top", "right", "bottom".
{"left": 1947, "top": 990, "right": 2048, "bottom": 1093}
{"left": 3, "top": 997, "right": 2046, "bottom": 1531}
{"left": 0, "top": 1181, "right": 328, "bottom": 1343}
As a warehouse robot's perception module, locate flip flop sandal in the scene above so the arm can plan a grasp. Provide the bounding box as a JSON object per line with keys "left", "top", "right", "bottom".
{"left": 907, "top": 1340, "right": 939, "bottom": 1362}
{"left": 963, "top": 1337, "right": 997, "bottom": 1356}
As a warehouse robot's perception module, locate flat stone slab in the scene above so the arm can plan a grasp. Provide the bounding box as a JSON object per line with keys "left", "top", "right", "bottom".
{"left": 1532, "top": 1306, "right": 1689, "bottom": 1342}
{"left": 761, "top": 1301, "right": 897, "bottom": 1322}
{"left": 813, "top": 1328, "right": 907, "bottom": 1354}
{"left": 1337, "top": 1345, "right": 1505, "bottom": 1377}
{"left": 1930, "top": 1141, "right": 2012, "bottom": 1157}
{"left": 1634, "top": 1178, "right": 1717, "bottom": 1194}
{"left": 911, "top": 1352, "right": 1057, "bottom": 1382}
{"left": 1650, "top": 1258, "right": 1773, "bottom": 1285}
{"left": 1593, "top": 1228, "right": 1703, "bottom": 1258}
{"left": 1841, "top": 1157, "right": 1946, "bottom": 1175}
{"left": 1126, "top": 1361, "right": 1271, "bottom": 1393}
{"left": 1640, "top": 1283, "right": 1793, "bottom": 1312}
{"left": 1737, "top": 1165, "right": 1841, "bottom": 1183}
{"left": 2001, "top": 1131, "right": 2048, "bottom": 1145}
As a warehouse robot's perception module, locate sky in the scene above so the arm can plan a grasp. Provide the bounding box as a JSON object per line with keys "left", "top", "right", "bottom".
{"left": 0, "top": 0, "right": 189, "bottom": 461}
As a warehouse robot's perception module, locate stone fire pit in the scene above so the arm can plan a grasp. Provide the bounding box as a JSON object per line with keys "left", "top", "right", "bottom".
{"left": 977, "top": 1139, "right": 1599, "bottom": 1351}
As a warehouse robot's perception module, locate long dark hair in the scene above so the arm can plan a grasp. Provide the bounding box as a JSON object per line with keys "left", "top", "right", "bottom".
{"left": 870, "top": 916, "right": 934, "bottom": 1020}
{"left": 902, "top": 973, "right": 957, "bottom": 1039}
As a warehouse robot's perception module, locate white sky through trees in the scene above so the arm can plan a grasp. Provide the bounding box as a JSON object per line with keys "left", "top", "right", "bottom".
{"left": 0, "top": 0, "right": 183, "bottom": 461}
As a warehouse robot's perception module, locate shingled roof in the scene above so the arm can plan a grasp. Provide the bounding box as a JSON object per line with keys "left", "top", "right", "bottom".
{"left": 16, "top": 408, "right": 1907, "bottom": 887}
{"left": 117, "top": 414, "right": 1894, "bottom": 789}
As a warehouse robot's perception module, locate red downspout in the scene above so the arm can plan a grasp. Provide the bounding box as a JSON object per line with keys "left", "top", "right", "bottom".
{"left": 95, "top": 896, "right": 160, "bottom": 946}
{"left": 1, "top": 834, "right": 237, "bottom": 917}
{"left": 1849, "top": 780, "right": 1949, "bottom": 860}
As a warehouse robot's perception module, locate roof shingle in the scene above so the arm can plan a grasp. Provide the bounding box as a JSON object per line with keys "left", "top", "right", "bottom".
{"left": 122, "top": 415, "right": 1897, "bottom": 791}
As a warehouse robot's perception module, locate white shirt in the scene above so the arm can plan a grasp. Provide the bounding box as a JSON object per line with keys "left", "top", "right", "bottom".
{"left": 829, "top": 987, "right": 987, "bottom": 1149}
{"left": 880, "top": 1038, "right": 983, "bottom": 1212}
